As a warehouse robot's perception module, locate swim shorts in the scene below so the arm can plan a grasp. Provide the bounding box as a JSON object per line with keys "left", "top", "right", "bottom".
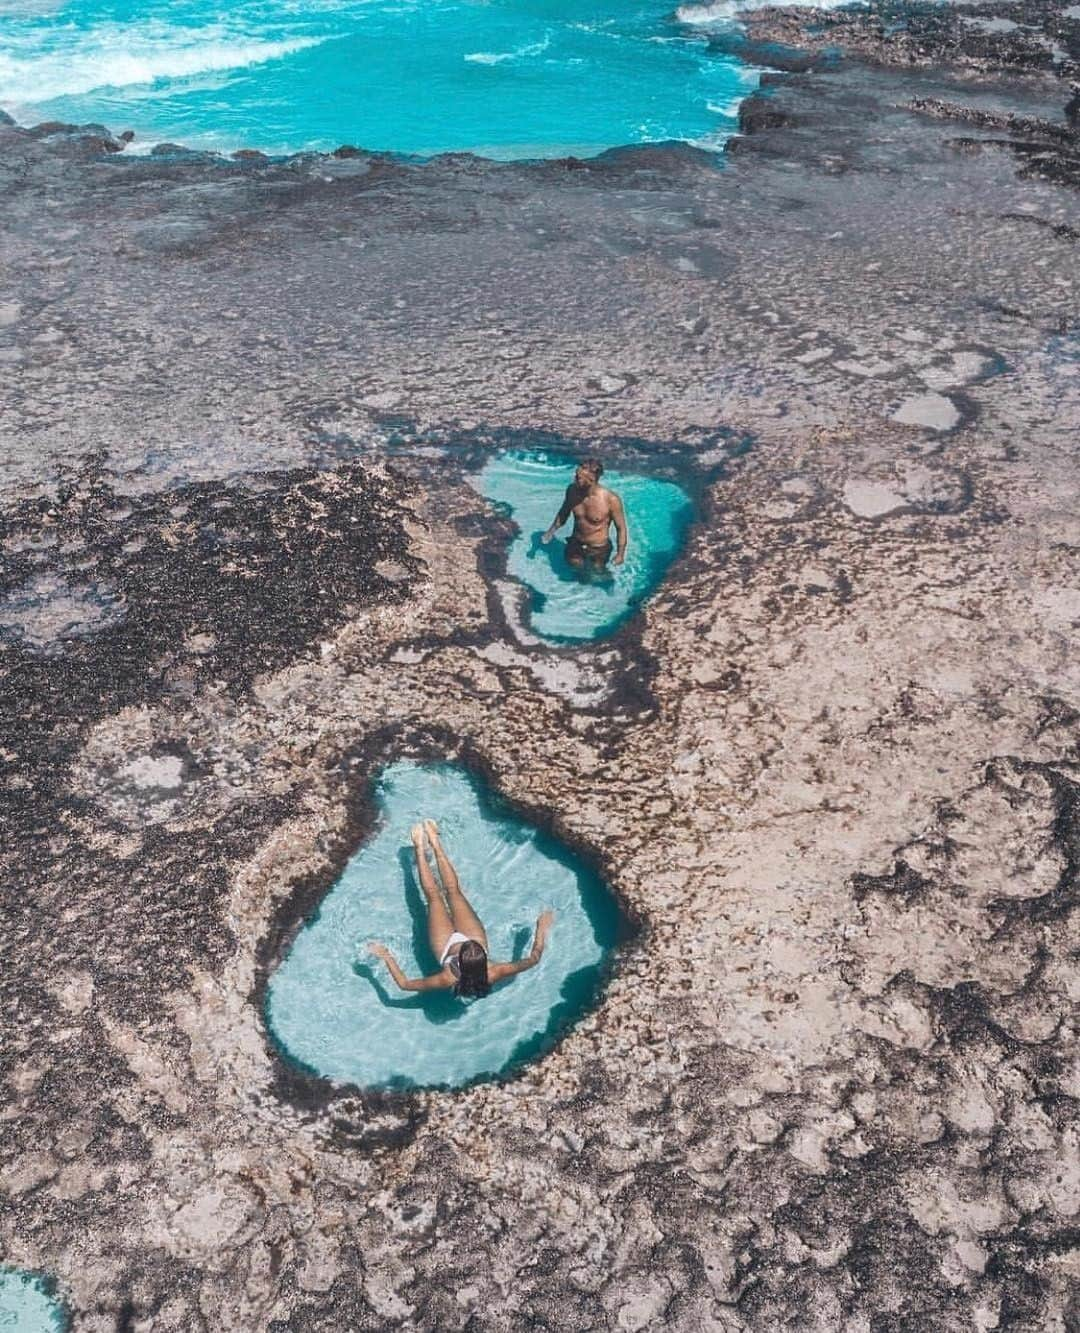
{"left": 566, "top": 535, "right": 613, "bottom": 565}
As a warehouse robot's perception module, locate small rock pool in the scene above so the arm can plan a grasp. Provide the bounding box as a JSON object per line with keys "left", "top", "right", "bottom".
{"left": 265, "top": 762, "right": 621, "bottom": 1090}
{"left": 472, "top": 450, "right": 694, "bottom": 644}
{"left": 0, "top": 1269, "right": 68, "bottom": 1332}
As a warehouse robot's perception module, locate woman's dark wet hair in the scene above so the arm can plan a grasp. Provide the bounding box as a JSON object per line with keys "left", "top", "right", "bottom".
{"left": 455, "top": 939, "right": 491, "bottom": 999}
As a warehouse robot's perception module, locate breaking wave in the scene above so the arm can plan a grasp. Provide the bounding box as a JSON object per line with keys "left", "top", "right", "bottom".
{"left": 0, "top": 25, "right": 324, "bottom": 104}
{"left": 677, "top": 0, "right": 853, "bottom": 22}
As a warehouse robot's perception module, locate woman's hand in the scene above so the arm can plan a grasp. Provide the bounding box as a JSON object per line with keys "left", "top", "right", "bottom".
{"left": 534, "top": 910, "right": 555, "bottom": 950}
{"left": 368, "top": 941, "right": 391, "bottom": 963}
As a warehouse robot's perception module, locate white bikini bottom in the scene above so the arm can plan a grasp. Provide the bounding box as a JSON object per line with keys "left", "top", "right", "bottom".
{"left": 440, "top": 931, "right": 472, "bottom": 967}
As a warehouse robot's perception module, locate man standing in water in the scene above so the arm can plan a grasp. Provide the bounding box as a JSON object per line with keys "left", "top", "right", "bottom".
{"left": 540, "top": 458, "right": 628, "bottom": 571}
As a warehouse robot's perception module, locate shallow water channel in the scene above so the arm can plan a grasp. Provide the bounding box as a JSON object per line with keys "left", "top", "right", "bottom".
{"left": 265, "top": 761, "right": 621, "bottom": 1090}
{"left": 473, "top": 450, "right": 694, "bottom": 644}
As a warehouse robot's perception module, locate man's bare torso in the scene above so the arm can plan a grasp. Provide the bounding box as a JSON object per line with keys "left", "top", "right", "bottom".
{"left": 570, "top": 486, "right": 616, "bottom": 546}
{"left": 542, "top": 467, "right": 627, "bottom": 569}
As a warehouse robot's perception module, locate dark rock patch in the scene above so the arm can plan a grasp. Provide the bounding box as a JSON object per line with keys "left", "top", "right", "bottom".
{"left": 738, "top": 92, "right": 800, "bottom": 135}
{"left": 742, "top": 1, "right": 1079, "bottom": 78}
{"left": 0, "top": 460, "right": 416, "bottom": 841}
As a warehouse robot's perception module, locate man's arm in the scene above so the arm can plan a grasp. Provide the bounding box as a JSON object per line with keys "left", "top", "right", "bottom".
{"left": 489, "top": 910, "right": 555, "bottom": 982}
{"left": 541, "top": 488, "right": 576, "bottom": 544}
{"left": 368, "top": 943, "right": 451, "bottom": 992}
{"left": 610, "top": 491, "right": 628, "bottom": 566}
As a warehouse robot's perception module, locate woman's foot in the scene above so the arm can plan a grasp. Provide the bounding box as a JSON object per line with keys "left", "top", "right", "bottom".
{"left": 423, "top": 819, "right": 440, "bottom": 843}
{"left": 410, "top": 822, "right": 426, "bottom": 847}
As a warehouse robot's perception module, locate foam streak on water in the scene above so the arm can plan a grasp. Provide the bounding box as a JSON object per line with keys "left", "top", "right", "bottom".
{"left": 0, "top": 0, "right": 761, "bottom": 158}
{"left": 265, "top": 762, "right": 620, "bottom": 1090}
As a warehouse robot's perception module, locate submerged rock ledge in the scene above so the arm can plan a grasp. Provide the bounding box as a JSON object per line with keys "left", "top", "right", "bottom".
{"left": 1, "top": 3, "right": 1079, "bottom": 1328}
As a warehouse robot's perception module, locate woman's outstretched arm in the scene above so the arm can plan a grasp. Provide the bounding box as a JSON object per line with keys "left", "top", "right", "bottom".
{"left": 368, "top": 943, "right": 452, "bottom": 992}
{"left": 488, "top": 910, "right": 555, "bottom": 982}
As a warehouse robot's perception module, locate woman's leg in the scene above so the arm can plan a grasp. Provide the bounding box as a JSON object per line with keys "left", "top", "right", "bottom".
{"left": 412, "top": 824, "right": 454, "bottom": 962}
{"left": 424, "top": 821, "right": 488, "bottom": 950}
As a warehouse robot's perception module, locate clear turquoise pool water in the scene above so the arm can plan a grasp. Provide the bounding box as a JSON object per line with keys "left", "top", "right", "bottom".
{"left": 0, "top": 0, "right": 761, "bottom": 158}
{"left": 0, "top": 1269, "right": 67, "bottom": 1333}
{"left": 265, "top": 761, "right": 620, "bottom": 1089}
{"left": 473, "top": 450, "right": 693, "bottom": 643}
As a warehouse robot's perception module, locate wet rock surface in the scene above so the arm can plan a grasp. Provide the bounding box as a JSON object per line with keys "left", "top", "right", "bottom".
{"left": 1, "top": 3, "right": 1079, "bottom": 1329}
{"left": 740, "top": 0, "right": 1080, "bottom": 81}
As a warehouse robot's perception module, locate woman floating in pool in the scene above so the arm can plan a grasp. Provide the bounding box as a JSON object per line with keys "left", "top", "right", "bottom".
{"left": 368, "top": 821, "right": 555, "bottom": 999}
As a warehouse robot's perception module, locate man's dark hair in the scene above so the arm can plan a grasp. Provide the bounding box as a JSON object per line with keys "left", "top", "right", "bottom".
{"left": 456, "top": 940, "right": 491, "bottom": 999}
{"left": 579, "top": 457, "right": 603, "bottom": 480}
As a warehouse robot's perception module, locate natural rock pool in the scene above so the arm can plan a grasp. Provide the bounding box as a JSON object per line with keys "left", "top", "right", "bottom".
{"left": 473, "top": 450, "right": 694, "bottom": 644}
{"left": 265, "top": 761, "right": 621, "bottom": 1090}
{"left": 0, "top": 1269, "right": 67, "bottom": 1332}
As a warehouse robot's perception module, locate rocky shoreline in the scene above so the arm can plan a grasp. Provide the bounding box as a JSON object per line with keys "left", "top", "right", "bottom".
{"left": 1, "top": 2, "right": 1079, "bottom": 1328}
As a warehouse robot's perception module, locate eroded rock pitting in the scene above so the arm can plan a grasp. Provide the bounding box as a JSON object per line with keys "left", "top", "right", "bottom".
{"left": 0, "top": 572, "right": 126, "bottom": 654}
{"left": 471, "top": 448, "right": 694, "bottom": 644}
{"left": 265, "top": 759, "right": 622, "bottom": 1090}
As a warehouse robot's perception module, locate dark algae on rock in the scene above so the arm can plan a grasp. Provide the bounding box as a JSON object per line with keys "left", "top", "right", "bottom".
{"left": 1, "top": 459, "right": 414, "bottom": 817}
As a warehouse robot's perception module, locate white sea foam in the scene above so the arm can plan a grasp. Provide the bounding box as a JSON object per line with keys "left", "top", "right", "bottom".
{"left": 676, "top": 0, "right": 743, "bottom": 23}
{"left": 0, "top": 25, "right": 324, "bottom": 105}
{"left": 0, "top": 0, "right": 66, "bottom": 14}
{"left": 704, "top": 58, "right": 760, "bottom": 114}
{"left": 464, "top": 34, "right": 551, "bottom": 65}
{"left": 706, "top": 94, "right": 748, "bottom": 116}
{"left": 677, "top": 0, "right": 855, "bottom": 23}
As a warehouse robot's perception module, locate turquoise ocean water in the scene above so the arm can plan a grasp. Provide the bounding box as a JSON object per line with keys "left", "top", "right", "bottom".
{"left": 0, "top": 0, "right": 760, "bottom": 158}
{"left": 473, "top": 450, "right": 693, "bottom": 642}
{"left": 265, "top": 762, "right": 620, "bottom": 1089}
{"left": 0, "top": 1269, "right": 67, "bottom": 1333}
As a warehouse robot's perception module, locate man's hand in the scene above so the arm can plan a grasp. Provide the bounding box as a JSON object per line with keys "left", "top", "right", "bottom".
{"left": 368, "top": 942, "right": 391, "bottom": 962}
{"left": 610, "top": 491, "right": 628, "bottom": 568}
{"left": 541, "top": 529, "right": 555, "bottom": 545}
